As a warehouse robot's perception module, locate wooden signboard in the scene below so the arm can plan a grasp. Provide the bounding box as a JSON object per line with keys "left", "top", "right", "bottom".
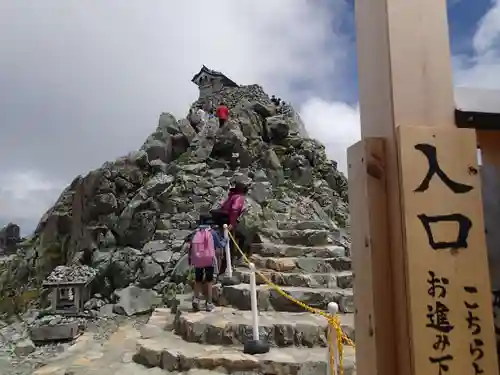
{"left": 397, "top": 125, "right": 498, "bottom": 375}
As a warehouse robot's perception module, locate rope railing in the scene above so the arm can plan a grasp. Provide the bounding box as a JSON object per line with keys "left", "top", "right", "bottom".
{"left": 222, "top": 225, "right": 355, "bottom": 375}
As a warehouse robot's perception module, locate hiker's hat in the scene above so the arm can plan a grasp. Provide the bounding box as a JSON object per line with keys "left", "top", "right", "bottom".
{"left": 199, "top": 213, "right": 214, "bottom": 225}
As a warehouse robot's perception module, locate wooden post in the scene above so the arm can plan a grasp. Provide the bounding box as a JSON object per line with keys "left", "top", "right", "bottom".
{"left": 349, "top": 0, "right": 500, "bottom": 375}
{"left": 477, "top": 132, "right": 500, "bottom": 348}
{"left": 347, "top": 139, "right": 396, "bottom": 375}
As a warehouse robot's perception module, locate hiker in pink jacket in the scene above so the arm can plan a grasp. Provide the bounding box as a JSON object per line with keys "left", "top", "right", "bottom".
{"left": 211, "top": 182, "right": 247, "bottom": 228}
{"left": 222, "top": 187, "right": 246, "bottom": 229}
{"left": 210, "top": 182, "right": 248, "bottom": 274}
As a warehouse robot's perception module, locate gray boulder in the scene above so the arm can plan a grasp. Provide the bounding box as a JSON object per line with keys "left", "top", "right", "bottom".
{"left": 14, "top": 339, "right": 35, "bottom": 356}
{"left": 113, "top": 286, "right": 157, "bottom": 316}
{"left": 266, "top": 115, "right": 293, "bottom": 141}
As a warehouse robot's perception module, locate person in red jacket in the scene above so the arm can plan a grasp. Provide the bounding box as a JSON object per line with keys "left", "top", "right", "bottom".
{"left": 216, "top": 102, "right": 229, "bottom": 128}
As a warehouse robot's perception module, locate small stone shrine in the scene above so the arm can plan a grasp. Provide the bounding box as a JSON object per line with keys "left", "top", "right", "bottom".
{"left": 191, "top": 65, "right": 238, "bottom": 100}
{"left": 42, "top": 265, "right": 97, "bottom": 314}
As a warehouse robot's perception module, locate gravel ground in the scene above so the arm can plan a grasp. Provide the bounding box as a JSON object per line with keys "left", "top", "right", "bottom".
{"left": 0, "top": 311, "right": 150, "bottom": 375}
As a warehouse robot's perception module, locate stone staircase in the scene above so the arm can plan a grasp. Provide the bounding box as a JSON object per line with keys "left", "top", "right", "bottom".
{"left": 133, "top": 221, "right": 356, "bottom": 375}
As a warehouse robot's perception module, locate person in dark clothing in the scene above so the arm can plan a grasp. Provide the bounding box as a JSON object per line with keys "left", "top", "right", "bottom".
{"left": 216, "top": 102, "right": 229, "bottom": 128}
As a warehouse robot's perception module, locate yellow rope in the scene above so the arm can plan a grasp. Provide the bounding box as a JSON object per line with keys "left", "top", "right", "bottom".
{"left": 225, "top": 230, "right": 355, "bottom": 374}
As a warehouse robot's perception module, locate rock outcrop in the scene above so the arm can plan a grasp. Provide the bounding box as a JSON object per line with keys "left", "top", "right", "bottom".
{"left": 0, "top": 223, "right": 22, "bottom": 255}
{"left": 0, "top": 73, "right": 349, "bottom": 311}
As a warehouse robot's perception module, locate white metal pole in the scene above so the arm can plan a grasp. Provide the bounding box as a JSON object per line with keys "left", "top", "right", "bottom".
{"left": 249, "top": 262, "right": 260, "bottom": 341}
{"left": 327, "top": 302, "right": 340, "bottom": 375}
{"left": 223, "top": 224, "right": 233, "bottom": 278}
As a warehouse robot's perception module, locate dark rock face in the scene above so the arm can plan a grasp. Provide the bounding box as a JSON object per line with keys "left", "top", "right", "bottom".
{"left": 0, "top": 81, "right": 349, "bottom": 301}
{"left": 0, "top": 223, "right": 21, "bottom": 254}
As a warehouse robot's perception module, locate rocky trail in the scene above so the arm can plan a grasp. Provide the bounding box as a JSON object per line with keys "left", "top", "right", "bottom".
{"left": 133, "top": 222, "right": 356, "bottom": 375}
{"left": 31, "top": 321, "right": 146, "bottom": 375}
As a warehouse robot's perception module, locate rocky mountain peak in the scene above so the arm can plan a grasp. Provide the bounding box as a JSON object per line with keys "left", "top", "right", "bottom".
{"left": 0, "top": 70, "right": 349, "bottom": 313}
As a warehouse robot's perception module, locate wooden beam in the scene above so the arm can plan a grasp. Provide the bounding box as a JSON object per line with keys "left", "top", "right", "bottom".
{"left": 477, "top": 131, "right": 500, "bottom": 292}
{"left": 455, "top": 88, "right": 500, "bottom": 129}
{"left": 356, "top": 0, "right": 455, "bottom": 137}
{"left": 347, "top": 138, "right": 396, "bottom": 375}
{"left": 455, "top": 110, "right": 500, "bottom": 130}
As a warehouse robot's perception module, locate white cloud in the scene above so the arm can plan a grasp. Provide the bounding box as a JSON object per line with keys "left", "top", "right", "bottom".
{"left": 455, "top": 0, "right": 500, "bottom": 87}
{"left": 300, "top": 99, "right": 360, "bottom": 174}
{"left": 473, "top": 0, "right": 500, "bottom": 57}
{"left": 0, "top": 171, "right": 62, "bottom": 231}
{"left": 0, "top": 0, "right": 353, "bottom": 232}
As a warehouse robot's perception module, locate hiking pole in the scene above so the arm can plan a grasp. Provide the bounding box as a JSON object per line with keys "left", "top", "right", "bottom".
{"left": 243, "top": 262, "right": 270, "bottom": 355}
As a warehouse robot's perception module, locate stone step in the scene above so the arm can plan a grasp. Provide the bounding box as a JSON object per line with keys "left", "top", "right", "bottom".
{"left": 276, "top": 221, "right": 330, "bottom": 230}
{"left": 174, "top": 306, "right": 355, "bottom": 347}
{"left": 233, "top": 268, "right": 353, "bottom": 289}
{"left": 134, "top": 330, "right": 356, "bottom": 374}
{"left": 262, "top": 228, "right": 331, "bottom": 246}
{"left": 251, "top": 242, "right": 347, "bottom": 258}
{"left": 153, "top": 228, "right": 195, "bottom": 241}
{"left": 250, "top": 254, "right": 352, "bottom": 273}
{"left": 213, "top": 283, "right": 354, "bottom": 313}
{"left": 140, "top": 307, "right": 175, "bottom": 338}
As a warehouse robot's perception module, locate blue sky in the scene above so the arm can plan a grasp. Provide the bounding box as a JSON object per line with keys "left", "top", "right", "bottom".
{"left": 0, "top": 0, "right": 499, "bottom": 235}
{"left": 288, "top": 0, "right": 494, "bottom": 107}
{"left": 313, "top": 0, "right": 496, "bottom": 104}
{"left": 449, "top": 0, "right": 492, "bottom": 54}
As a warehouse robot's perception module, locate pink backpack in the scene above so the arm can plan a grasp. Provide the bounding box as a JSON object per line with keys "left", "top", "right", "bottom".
{"left": 190, "top": 228, "right": 215, "bottom": 268}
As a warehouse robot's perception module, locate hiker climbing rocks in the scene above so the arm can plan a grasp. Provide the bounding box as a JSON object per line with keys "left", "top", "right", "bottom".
{"left": 189, "top": 214, "right": 226, "bottom": 312}
{"left": 211, "top": 181, "right": 247, "bottom": 230}
{"left": 204, "top": 99, "right": 215, "bottom": 118}
{"left": 210, "top": 181, "right": 249, "bottom": 274}
{"left": 197, "top": 106, "right": 207, "bottom": 122}
{"left": 195, "top": 106, "right": 208, "bottom": 132}
{"left": 216, "top": 102, "right": 229, "bottom": 128}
